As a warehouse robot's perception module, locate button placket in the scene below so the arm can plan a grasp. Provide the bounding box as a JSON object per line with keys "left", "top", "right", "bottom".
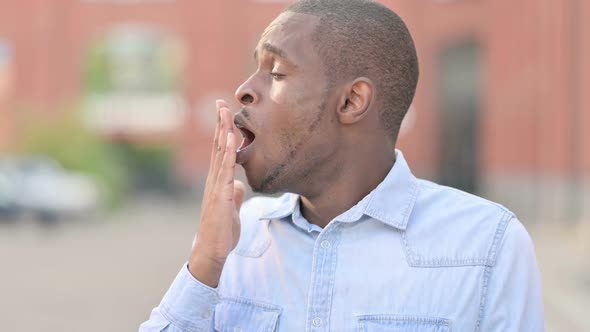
{"left": 305, "top": 227, "right": 341, "bottom": 331}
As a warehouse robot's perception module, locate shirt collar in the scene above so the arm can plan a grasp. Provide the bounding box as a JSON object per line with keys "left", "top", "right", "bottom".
{"left": 259, "top": 149, "right": 419, "bottom": 231}
{"left": 258, "top": 192, "right": 300, "bottom": 221}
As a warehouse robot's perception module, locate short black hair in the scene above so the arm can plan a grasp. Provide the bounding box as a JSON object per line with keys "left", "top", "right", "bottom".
{"left": 284, "top": 0, "right": 419, "bottom": 140}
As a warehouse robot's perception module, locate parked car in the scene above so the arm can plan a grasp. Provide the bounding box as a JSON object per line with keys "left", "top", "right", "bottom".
{"left": 0, "top": 156, "right": 102, "bottom": 222}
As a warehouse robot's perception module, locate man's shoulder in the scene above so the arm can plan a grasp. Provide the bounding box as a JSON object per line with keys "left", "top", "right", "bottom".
{"left": 404, "top": 179, "right": 517, "bottom": 267}
{"left": 415, "top": 178, "right": 512, "bottom": 217}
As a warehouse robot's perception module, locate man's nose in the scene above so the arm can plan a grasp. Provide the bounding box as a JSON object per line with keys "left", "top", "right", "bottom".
{"left": 235, "top": 78, "right": 259, "bottom": 105}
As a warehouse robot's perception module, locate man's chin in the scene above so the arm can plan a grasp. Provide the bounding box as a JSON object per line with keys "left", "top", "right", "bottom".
{"left": 245, "top": 172, "right": 280, "bottom": 195}
{"left": 243, "top": 168, "right": 267, "bottom": 194}
{"left": 247, "top": 178, "right": 278, "bottom": 195}
{"left": 242, "top": 160, "right": 287, "bottom": 195}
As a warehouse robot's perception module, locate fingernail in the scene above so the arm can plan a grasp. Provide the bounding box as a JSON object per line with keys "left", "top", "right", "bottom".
{"left": 215, "top": 100, "right": 224, "bottom": 109}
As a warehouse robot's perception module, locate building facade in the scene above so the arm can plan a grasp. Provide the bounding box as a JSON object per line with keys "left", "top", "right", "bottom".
{"left": 0, "top": 0, "right": 588, "bottom": 221}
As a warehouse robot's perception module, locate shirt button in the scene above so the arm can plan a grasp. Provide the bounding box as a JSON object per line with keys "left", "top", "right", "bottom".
{"left": 321, "top": 240, "right": 331, "bottom": 249}
{"left": 203, "top": 308, "right": 213, "bottom": 319}
{"left": 312, "top": 317, "right": 322, "bottom": 327}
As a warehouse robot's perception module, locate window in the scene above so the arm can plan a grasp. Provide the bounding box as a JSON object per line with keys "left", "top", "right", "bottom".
{"left": 437, "top": 40, "right": 481, "bottom": 194}
{"left": 83, "top": 25, "right": 187, "bottom": 134}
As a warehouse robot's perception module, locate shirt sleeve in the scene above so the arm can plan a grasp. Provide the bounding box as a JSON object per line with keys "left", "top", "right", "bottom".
{"left": 478, "top": 217, "right": 545, "bottom": 331}
{"left": 139, "top": 263, "right": 219, "bottom": 332}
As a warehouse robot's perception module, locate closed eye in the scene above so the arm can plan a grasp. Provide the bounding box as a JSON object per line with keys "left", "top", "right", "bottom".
{"left": 270, "top": 72, "right": 286, "bottom": 81}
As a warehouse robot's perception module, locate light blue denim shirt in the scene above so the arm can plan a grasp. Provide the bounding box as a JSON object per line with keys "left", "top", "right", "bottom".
{"left": 140, "top": 150, "right": 544, "bottom": 331}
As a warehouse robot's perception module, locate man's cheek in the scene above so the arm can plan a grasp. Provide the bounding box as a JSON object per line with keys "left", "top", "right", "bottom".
{"left": 269, "top": 85, "right": 288, "bottom": 105}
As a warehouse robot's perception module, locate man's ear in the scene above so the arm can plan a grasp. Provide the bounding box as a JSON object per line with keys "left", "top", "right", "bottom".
{"left": 337, "top": 77, "right": 375, "bottom": 125}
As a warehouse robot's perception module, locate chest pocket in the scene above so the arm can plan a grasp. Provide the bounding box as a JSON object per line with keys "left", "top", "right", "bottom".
{"left": 214, "top": 297, "right": 281, "bottom": 332}
{"left": 357, "top": 315, "right": 451, "bottom": 332}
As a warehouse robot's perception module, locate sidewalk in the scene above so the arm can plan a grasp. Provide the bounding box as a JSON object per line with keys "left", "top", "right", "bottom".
{"left": 530, "top": 224, "right": 590, "bottom": 332}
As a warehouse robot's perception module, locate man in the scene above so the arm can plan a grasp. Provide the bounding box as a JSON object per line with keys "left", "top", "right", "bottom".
{"left": 140, "top": 0, "right": 544, "bottom": 331}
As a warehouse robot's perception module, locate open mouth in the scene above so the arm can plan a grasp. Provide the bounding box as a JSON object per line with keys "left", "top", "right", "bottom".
{"left": 236, "top": 124, "right": 256, "bottom": 152}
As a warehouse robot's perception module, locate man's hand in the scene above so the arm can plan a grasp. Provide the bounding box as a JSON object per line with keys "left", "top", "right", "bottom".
{"left": 189, "top": 100, "right": 246, "bottom": 288}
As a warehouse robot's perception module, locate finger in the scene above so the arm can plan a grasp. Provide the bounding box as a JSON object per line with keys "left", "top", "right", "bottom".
{"left": 233, "top": 180, "right": 246, "bottom": 210}
{"left": 207, "top": 102, "right": 224, "bottom": 173}
{"left": 212, "top": 100, "right": 227, "bottom": 152}
{"left": 214, "top": 107, "right": 235, "bottom": 186}
{"left": 216, "top": 99, "right": 228, "bottom": 110}
{"left": 213, "top": 100, "right": 229, "bottom": 155}
{"left": 222, "top": 106, "right": 234, "bottom": 134}
{"left": 205, "top": 100, "right": 227, "bottom": 196}
{"left": 205, "top": 107, "right": 221, "bottom": 195}
{"left": 211, "top": 108, "right": 229, "bottom": 183}
{"left": 218, "top": 131, "right": 237, "bottom": 199}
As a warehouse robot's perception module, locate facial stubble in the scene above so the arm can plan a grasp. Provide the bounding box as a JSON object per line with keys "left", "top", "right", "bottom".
{"left": 253, "top": 99, "right": 328, "bottom": 194}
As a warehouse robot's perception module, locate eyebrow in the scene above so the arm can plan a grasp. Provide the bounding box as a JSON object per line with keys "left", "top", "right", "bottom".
{"left": 253, "top": 42, "right": 297, "bottom": 67}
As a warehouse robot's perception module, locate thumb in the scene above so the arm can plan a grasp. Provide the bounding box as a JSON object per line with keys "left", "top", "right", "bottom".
{"left": 233, "top": 180, "right": 246, "bottom": 210}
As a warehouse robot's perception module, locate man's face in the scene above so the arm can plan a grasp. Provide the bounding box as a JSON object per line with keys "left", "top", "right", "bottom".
{"left": 234, "top": 12, "right": 337, "bottom": 194}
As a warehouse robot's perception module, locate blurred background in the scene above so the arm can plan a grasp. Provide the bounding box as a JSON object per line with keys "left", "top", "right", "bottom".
{"left": 0, "top": 0, "right": 588, "bottom": 331}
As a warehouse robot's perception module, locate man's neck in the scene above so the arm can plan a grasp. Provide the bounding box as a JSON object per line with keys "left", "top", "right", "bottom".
{"left": 299, "top": 150, "right": 396, "bottom": 228}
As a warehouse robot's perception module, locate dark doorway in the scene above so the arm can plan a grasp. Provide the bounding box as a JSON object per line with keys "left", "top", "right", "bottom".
{"left": 437, "top": 41, "right": 481, "bottom": 194}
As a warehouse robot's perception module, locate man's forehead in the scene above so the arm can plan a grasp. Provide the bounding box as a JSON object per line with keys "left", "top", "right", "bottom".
{"left": 261, "top": 12, "right": 319, "bottom": 38}
{"left": 255, "top": 12, "right": 320, "bottom": 62}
